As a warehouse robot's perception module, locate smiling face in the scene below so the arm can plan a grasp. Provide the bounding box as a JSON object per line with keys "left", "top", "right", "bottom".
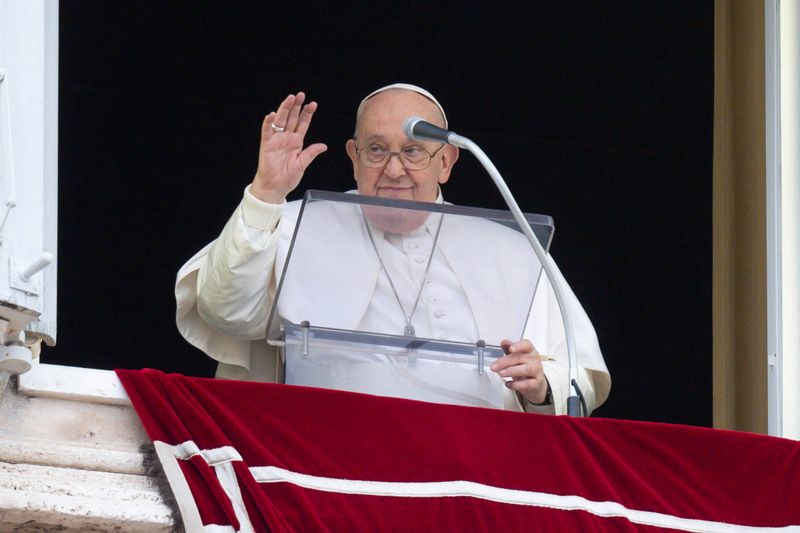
{"left": 346, "top": 89, "right": 458, "bottom": 203}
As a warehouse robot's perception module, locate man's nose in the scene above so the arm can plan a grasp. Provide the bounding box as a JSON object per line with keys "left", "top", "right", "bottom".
{"left": 382, "top": 153, "right": 406, "bottom": 178}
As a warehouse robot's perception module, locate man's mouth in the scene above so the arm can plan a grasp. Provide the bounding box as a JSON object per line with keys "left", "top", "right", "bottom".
{"left": 376, "top": 186, "right": 414, "bottom": 198}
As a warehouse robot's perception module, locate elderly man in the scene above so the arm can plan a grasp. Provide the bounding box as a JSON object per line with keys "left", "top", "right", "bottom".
{"left": 176, "top": 84, "right": 610, "bottom": 414}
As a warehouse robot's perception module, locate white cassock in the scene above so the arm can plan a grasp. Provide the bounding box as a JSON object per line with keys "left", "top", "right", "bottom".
{"left": 176, "top": 187, "right": 611, "bottom": 415}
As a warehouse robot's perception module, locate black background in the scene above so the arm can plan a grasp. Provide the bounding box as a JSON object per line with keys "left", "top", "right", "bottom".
{"left": 53, "top": 1, "right": 713, "bottom": 425}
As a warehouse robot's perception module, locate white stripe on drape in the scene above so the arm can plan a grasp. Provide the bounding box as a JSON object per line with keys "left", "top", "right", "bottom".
{"left": 250, "top": 464, "right": 800, "bottom": 533}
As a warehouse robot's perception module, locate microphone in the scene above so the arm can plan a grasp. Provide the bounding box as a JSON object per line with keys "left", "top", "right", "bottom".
{"left": 403, "top": 117, "right": 468, "bottom": 148}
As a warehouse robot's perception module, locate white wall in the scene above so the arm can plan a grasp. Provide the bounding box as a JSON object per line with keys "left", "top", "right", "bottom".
{"left": 777, "top": 0, "right": 800, "bottom": 439}
{"left": 767, "top": 0, "right": 800, "bottom": 439}
{"left": 0, "top": 0, "right": 58, "bottom": 344}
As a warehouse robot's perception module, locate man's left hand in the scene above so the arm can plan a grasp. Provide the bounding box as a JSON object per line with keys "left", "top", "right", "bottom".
{"left": 490, "top": 339, "right": 549, "bottom": 405}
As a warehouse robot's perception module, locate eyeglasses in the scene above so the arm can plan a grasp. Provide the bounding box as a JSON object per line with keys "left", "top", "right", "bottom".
{"left": 353, "top": 141, "right": 445, "bottom": 171}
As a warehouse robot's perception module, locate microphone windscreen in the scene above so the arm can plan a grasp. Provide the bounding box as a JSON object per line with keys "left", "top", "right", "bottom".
{"left": 403, "top": 117, "right": 452, "bottom": 143}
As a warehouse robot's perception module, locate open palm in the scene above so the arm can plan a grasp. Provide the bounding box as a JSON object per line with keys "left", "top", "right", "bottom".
{"left": 251, "top": 92, "right": 327, "bottom": 204}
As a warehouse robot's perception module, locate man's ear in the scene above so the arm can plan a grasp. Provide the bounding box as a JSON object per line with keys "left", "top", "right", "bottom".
{"left": 437, "top": 145, "right": 459, "bottom": 185}
{"left": 345, "top": 139, "right": 358, "bottom": 181}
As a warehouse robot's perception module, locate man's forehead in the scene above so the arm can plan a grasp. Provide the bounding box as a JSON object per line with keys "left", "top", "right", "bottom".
{"left": 355, "top": 83, "right": 448, "bottom": 133}
{"left": 361, "top": 90, "right": 443, "bottom": 123}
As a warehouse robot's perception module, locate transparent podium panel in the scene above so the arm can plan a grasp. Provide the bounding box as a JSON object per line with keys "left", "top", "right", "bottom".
{"left": 283, "top": 323, "right": 509, "bottom": 408}
{"left": 266, "top": 190, "right": 554, "bottom": 407}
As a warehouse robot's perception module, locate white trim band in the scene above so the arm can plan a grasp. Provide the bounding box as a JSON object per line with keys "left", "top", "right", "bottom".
{"left": 169, "top": 441, "right": 242, "bottom": 465}
{"left": 250, "top": 464, "right": 800, "bottom": 533}
{"left": 157, "top": 440, "right": 250, "bottom": 532}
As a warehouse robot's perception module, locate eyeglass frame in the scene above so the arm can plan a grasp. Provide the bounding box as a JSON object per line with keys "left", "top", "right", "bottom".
{"left": 352, "top": 139, "right": 446, "bottom": 171}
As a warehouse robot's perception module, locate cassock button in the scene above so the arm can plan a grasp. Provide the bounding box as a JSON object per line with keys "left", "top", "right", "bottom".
{"left": 414, "top": 256, "right": 425, "bottom": 264}
{"left": 434, "top": 310, "right": 446, "bottom": 319}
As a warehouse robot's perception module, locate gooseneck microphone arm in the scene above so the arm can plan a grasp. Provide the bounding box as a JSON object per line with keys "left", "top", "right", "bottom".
{"left": 403, "top": 117, "right": 582, "bottom": 416}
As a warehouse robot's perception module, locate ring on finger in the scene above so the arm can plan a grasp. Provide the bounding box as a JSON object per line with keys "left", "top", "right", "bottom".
{"left": 271, "top": 123, "right": 286, "bottom": 133}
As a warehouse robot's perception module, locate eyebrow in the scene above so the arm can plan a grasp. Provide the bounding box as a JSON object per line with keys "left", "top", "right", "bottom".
{"left": 360, "top": 134, "right": 427, "bottom": 146}
{"left": 360, "top": 134, "right": 387, "bottom": 142}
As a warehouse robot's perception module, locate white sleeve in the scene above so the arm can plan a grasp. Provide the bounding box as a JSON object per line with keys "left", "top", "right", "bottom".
{"left": 196, "top": 186, "right": 285, "bottom": 339}
{"left": 523, "top": 254, "right": 611, "bottom": 415}
{"left": 175, "top": 186, "right": 284, "bottom": 372}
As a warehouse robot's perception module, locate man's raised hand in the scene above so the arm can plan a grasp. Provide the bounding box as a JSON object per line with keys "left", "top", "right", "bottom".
{"left": 251, "top": 92, "right": 328, "bottom": 204}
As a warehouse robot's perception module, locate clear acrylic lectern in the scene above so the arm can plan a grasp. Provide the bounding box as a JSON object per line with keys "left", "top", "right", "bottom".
{"left": 266, "top": 190, "right": 553, "bottom": 409}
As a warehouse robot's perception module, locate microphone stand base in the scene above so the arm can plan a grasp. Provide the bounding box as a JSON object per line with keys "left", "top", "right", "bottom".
{"left": 567, "top": 396, "right": 581, "bottom": 417}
